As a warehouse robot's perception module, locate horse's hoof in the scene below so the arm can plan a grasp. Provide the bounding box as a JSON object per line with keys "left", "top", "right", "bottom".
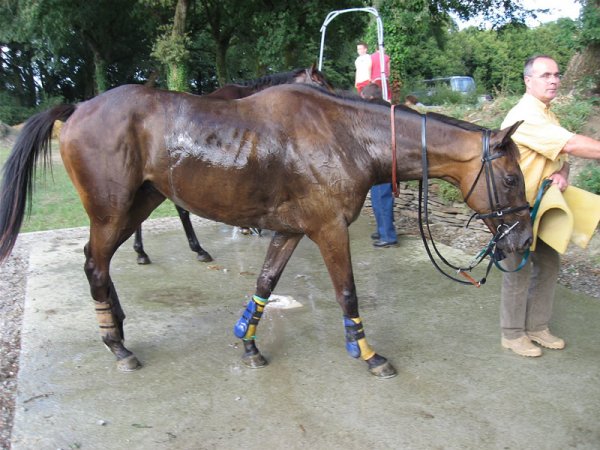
{"left": 242, "top": 352, "right": 268, "bottom": 369}
{"left": 136, "top": 256, "right": 151, "bottom": 265}
{"left": 369, "top": 361, "right": 397, "bottom": 379}
{"left": 197, "top": 252, "right": 213, "bottom": 263}
{"left": 117, "top": 355, "right": 142, "bottom": 372}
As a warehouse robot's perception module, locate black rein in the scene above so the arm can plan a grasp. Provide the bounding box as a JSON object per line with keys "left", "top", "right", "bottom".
{"left": 390, "top": 108, "right": 528, "bottom": 286}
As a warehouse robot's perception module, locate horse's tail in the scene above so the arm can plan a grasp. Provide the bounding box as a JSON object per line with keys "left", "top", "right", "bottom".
{"left": 0, "top": 104, "right": 77, "bottom": 263}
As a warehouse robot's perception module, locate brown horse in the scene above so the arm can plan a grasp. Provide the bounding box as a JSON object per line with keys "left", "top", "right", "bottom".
{"left": 206, "top": 65, "right": 334, "bottom": 100}
{"left": 0, "top": 84, "right": 532, "bottom": 378}
{"left": 133, "top": 65, "right": 335, "bottom": 264}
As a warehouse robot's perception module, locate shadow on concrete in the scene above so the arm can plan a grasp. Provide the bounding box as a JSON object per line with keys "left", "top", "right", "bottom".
{"left": 11, "top": 215, "right": 600, "bottom": 449}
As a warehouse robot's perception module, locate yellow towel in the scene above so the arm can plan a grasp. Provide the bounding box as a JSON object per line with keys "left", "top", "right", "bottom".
{"left": 531, "top": 184, "right": 600, "bottom": 254}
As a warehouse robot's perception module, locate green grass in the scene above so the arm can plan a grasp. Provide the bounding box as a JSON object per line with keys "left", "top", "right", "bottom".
{"left": 576, "top": 163, "right": 600, "bottom": 195}
{"left": 0, "top": 141, "right": 179, "bottom": 233}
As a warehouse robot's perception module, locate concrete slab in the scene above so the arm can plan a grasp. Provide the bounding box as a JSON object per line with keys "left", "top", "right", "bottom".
{"left": 11, "top": 215, "right": 600, "bottom": 449}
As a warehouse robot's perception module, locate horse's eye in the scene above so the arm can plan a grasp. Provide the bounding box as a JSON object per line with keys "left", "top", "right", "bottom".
{"left": 504, "top": 175, "right": 518, "bottom": 187}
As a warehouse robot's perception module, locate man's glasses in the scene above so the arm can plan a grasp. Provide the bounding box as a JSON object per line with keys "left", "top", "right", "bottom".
{"left": 529, "top": 72, "right": 562, "bottom": 81}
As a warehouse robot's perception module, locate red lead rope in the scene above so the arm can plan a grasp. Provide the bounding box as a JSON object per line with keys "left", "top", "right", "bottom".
{"left": 390, "top": 104, "right": 399, "bottom": 197}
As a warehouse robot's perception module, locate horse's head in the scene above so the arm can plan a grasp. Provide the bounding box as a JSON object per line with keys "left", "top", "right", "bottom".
{"left": 294, "top": 64, "right": 335, "bottom": 93}
{"left": 459, "top": 121, "right": 533, "bottom": 255}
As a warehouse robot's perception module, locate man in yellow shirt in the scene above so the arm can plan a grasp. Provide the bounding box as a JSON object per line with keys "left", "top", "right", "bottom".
{"left": 500, "top": 54, "right": 600, "bottom": 357}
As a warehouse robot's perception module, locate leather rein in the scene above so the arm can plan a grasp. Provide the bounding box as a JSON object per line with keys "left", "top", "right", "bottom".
{"left": 390, "top": 105, "right": 529, "bottom": 286}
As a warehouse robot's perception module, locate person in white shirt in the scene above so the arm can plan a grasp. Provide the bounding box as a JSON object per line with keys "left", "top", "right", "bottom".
{"left": 354, "top": 42, "right": 372, "bottom": 95}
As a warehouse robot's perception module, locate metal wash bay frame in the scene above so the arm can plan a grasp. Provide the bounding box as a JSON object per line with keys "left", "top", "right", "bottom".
{"left": 318, "top": 7, "right": 388, "bottom": 101}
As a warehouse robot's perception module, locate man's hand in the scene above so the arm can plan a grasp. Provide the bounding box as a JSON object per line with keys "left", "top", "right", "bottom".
{"left": 548, "top": 172, "right": 569, "bottom": 192}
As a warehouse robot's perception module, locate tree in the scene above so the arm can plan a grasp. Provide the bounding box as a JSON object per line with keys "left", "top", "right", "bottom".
{"left": 563, "top": 0, "right": 600, "bottom": 93}
{"left": 1, "top": 0, "right": 161, "bottom": 103}
{"left": 366, "top": 0, "right": 581, "bottom": 99}
{"left": 195, "top": 0, "right": 259, "bottom": 86}
{"left": 150, "top": 0, "right": 193, "bottom": 91}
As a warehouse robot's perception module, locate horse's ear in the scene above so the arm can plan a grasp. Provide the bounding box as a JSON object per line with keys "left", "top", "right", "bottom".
{"left": 310, "top": 62, "right": 317, "bottom": 73}
{"left": 493, "top": 120, "right": 523, "bottom": 147}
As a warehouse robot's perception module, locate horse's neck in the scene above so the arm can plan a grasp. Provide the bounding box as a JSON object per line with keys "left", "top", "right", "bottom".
{"left": 359, "top": 110, "right": 477, "bottom": 187}
{"left": 363, "top": 109, "right": 425, "bottom": 185}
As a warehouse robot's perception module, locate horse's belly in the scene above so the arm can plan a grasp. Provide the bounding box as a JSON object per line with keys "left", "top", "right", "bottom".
{"left": 155, "top": 161, "right": 302, "bottom": 231}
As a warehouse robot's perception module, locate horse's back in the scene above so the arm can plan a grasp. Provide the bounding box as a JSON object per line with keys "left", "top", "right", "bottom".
{"left": 56, "top": 84, "right": 372, "bottom": 231}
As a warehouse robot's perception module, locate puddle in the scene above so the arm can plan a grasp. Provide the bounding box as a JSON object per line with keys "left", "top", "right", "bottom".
{"left": 266, "top": 294, "right": 303, "bottom": 309}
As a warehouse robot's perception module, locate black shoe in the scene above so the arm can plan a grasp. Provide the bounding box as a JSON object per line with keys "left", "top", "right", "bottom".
{"left": 373, "top": 239, "right": 398, "bottom": 248}
{"left": 371, "top": 232, "right": 380, "bottom": 240}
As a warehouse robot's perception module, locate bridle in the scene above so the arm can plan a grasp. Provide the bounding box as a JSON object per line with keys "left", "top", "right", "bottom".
{"left": 390, "top": 105, "right": 530, "bottom": 286}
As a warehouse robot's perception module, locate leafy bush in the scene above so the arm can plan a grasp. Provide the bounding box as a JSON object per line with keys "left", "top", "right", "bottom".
{"left": 435, "top": 180, "right": 463, "bottom": 203}
{"left": 575, "top": 163, "right": 600, "bottom": 195}
{"left": 0, "top": 93, "right": 33, "bottom": 125}
{"left": 553, "top": 95, "right": 596, "bottom": 134}
{"left": 0, "top": 93, "right": 64, "bottom": 126}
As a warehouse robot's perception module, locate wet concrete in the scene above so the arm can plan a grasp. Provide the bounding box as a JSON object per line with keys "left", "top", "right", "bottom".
{"left": 11, "top": 215, "right": 600, "bottom": 449}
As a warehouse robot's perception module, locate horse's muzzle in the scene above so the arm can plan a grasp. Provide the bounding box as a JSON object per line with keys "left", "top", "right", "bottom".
{"left": 486, "top": 218, "right": 533, "bottom": 254}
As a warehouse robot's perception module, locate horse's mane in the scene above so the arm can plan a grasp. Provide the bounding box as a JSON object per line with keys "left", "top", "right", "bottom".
{"left": 427, "top": 112, "right": 520, "bottom": 160}
{"left": 241, "top": 68, "right": 307, "bottom": 89}
{"left": 264, "top": 85, "right": 518, "bottom": 159}
{"left": 426, "top": 112, "right": 486, "bottom": 132}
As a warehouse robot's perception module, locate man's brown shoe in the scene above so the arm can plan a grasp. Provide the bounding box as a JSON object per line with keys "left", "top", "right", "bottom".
{"left": 527, "top": 329, "right": 565, "bottom": 350}
{"left": 501, "top": 336, "right": 542, "bottom": 357}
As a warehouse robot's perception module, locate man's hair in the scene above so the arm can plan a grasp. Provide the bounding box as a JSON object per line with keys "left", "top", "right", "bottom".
{"left": 523, "top": 54, "right": 557, "bottom": 77}
{"left": 357, "top": 41, "right": 368, "bottom": 48}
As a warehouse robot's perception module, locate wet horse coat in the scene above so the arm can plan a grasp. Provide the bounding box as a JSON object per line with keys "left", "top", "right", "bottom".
{"left": 132, "top": 65, "right": 335, "bottom": 263}
{"left": 0, "top": 84, "right": 532, "bottom": 377}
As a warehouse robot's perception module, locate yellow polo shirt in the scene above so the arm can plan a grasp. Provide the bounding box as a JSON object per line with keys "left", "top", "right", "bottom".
{"left": 501, "top": 93, "right": 574, "bottom": 204}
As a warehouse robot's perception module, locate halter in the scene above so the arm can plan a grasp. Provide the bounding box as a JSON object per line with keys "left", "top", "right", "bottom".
{"left": 389, "top": 106, "right": 529, "bottom": 286}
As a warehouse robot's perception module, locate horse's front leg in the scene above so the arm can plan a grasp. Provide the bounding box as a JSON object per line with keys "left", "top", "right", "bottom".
{"left": 233, "top": 232, "right": 303, "bottom": 368}
{"left": 310, "top": 223, "right": 397, "bottom": 379}
{"left": 175, "top": 205, "right": 213, "bottom": 262}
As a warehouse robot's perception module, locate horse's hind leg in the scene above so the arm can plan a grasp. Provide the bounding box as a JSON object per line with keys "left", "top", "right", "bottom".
{"left": 84, "top": 233, "right": 141, "bottom": 372}
{"left": 175, "top": 205, "right": 213, "bottom": 262}
{"left": 133, "top": 225, "right": 152, "bottom": 265}
{"left": 84, "top": 188, "right": 166, "bottom": 371}
{"left": 233, "top": 232, "right": 303, "bottom": 367}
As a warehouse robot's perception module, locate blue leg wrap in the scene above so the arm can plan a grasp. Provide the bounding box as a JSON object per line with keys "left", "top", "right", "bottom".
{"left": 233, "top": 295, "right": 267, "bottom": 340}
{"left": 344, "top": 316, "right": 365, "bottom": 359}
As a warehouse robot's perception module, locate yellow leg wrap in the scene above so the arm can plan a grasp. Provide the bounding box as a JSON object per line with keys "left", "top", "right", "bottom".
{"left": 344, "top": 316, "right": 376, "bottom": 361}
{"left": 234, "top": 295, "right": 268, "bottom": 340}
{"left": 352, "top": 317, "right": 376, "bottom": 361}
